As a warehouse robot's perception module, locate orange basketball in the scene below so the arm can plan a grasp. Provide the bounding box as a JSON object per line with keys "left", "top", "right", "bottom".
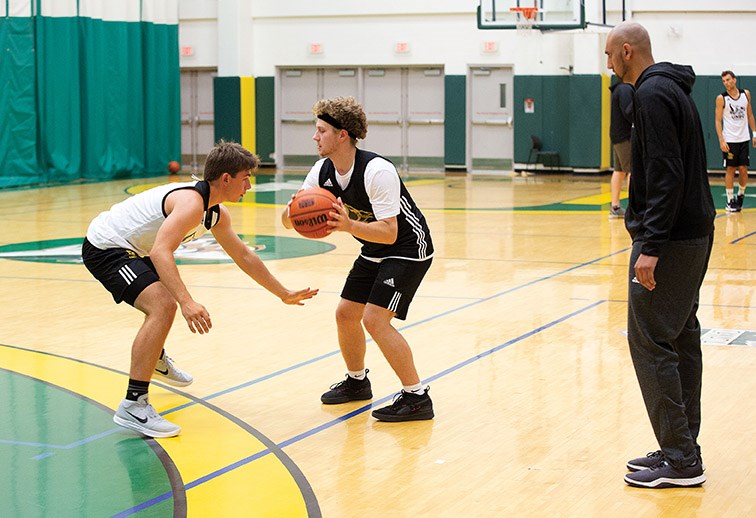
{"left": 289, "top": 187, "right": 338, "bottom": 239}
{"left": 168, "top": 161, "right": 181, "bottom": 174}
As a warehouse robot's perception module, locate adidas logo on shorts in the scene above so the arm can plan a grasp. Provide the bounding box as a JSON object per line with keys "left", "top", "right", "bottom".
{"left": 383, "top": 278, "right": 395, "bottom": 287}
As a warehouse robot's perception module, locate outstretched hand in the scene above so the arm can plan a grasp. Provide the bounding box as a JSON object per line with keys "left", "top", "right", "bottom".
{"left": 281, "top": 287, "right": 319, "bottom": 306}
{"left": 181, "top": 300, "right": 212, "bottom": 334}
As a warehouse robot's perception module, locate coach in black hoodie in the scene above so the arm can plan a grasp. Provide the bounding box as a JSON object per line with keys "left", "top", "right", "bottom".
{"left": 605, "top": 21, "right": 715, "bottom": 489}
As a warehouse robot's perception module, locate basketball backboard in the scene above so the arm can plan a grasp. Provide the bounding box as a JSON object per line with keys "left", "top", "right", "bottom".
{"left": 477, "top": 0, "right": 586, "bottom": 31}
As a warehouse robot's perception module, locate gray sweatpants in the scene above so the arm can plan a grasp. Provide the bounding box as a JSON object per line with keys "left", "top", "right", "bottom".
{"left": 627, "top": 233, "right": 713, "bottom": 468}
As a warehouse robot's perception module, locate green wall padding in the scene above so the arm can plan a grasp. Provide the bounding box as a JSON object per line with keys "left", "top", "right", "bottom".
{"left": 568, "top": 75, "right": 603, "bottom": 167}
{"left": 444, "top": 75, "right": 466, "bottom": 167}
{"left": 214, "top": 77, "right": 241, "bottom": 144}
{"left": 256, "top": 76, "right": 275, "bottom": 165}
{"left": 515, "top": 75, "right": 605, "bottom": 169}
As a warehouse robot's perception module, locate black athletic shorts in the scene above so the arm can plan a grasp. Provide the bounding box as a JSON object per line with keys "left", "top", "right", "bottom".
{"left": 723, "top": 141, "right": 750, "bottom": 168}
{"left": 341, "top": 256, "right": 432, "bottom": 320}
{"left": 82, "top": 238, "right": 160, "bottom": 306}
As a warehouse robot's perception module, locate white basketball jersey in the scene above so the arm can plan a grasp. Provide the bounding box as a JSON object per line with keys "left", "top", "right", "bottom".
{"left": 722, "top": 89, "right": 750, "bottom": 143}
{"left": 87, "top": 181, "right": 213, "bottom": 256}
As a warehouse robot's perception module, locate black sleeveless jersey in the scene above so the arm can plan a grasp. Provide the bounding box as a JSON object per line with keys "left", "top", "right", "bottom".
{"left": 317, "top": 149, "right": 433, "bottom": 261}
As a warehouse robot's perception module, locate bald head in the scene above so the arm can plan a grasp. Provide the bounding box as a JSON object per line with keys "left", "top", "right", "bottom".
{"left": 610, "top": 22, "right": 652, "bottom": 56}
{"left": 605, "top": 21, "right": 655, "bottom": 85}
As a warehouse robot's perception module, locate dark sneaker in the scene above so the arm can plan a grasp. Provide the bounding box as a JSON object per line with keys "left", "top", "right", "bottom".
{"left": 320, "top": 371, "right": 372, "bottom": 404}
{"left": 371, "top": 388, "right": 434, "bottom": 422}
{"left": 736, "top": 193, "right": 745, "bottom": 209}
{"left": 608, "top": 205, "right": 626, "bottom": 219}
{"left": 624, "top": 459, "right": 706, "bottom": 488}
{"left": 627, "top": 450, "right": 664, "bottom": 472}
{"left": 725, "top": 197, "right": 741, "bottom": 212}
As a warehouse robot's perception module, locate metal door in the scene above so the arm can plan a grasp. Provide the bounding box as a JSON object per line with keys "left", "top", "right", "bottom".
{"left": 362, "top": 68, "right": 404, "bottom": 168}
{"left": 469, "top": 66, "right": 514, "bottom": 171}
{"left": 279, "top": 68, "right": 360, "bottom": 168}
{"left": 277, "top": 66, "right": 444, "bottom": 172}
{"left": 279, "top": 69, "right": 320, "bottom": 167}
{"left": 407, "top": 67, "right": 445, "bottom": 170}
{"left": 180, "top": 69, "right": 216, "bottom": 172}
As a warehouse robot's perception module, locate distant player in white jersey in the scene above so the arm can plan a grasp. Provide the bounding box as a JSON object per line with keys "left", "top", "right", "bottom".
{"left": 715, "top": 70, "right": 756, "bottom": 212}
{"left": 83, "top": 140, "right": 318, "bottom": 437}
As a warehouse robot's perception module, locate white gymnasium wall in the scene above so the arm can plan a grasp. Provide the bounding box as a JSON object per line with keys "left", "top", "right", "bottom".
{"left": 178, "top": 0, "right": 756, "bottom": 77}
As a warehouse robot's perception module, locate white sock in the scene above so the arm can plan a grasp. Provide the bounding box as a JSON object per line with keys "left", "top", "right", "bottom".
{"left": 738, "top": 186, "right": 746, "bottom": 196}
{"left": 348, "top": 369, "right": 366, "bottom": 380}
{"left": 403, "top": 383, "right": 425, "bottom": 395}
{"left": 726, "top": 188, "right": 734, "bottom": 200}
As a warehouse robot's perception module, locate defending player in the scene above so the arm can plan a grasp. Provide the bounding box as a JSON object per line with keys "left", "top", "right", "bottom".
{"left": 83, "top": 141, "right": 317, "bottom": 437}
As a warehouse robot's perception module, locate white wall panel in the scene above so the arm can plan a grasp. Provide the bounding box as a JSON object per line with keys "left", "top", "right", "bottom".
{"left": 79, "top": 0, "right": 140, "bottom": 22}
{"left": 142, "top": 0, "right": 178, "bottom": 24}
{"left": 177, "top": 0, "right": 756, "bottom": 78}
{"left": 39, "top": 0, "right": 76, "bottom": 17}
{"left": 179, "top": 21, "right": 219, "bottom": 68}
{"left": 8, "top": 0, "right": 32, "bottom": 16}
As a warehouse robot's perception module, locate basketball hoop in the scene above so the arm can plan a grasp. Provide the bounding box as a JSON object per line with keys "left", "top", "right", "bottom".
{"left": 510, "top": 6, "right": 538, "bottom": 32}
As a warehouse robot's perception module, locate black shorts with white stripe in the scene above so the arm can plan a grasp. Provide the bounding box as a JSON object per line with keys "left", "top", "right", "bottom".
{"left": 341, "top": 256, "right": 432, "bottom": 320}
{"left": 82, "top": 238, "right": 160, "bottom": 306}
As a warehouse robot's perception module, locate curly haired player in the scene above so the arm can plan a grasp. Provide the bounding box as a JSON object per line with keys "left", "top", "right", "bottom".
{"left": 282, "top": 96, "right": 435, "bottom": 422}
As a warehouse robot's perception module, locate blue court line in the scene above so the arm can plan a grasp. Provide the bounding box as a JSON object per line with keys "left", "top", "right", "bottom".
{"left": 114, "top": 299, "right": 607, "bottom": 517}
{"left": 1, "top": 428, "right": 121, "bottom": 455}
{"left": 2, "top": 248, "right": 631, "bottom": 457}
{"left": 730, "top": 230, "right": 755, "bottom": 244}
{"left": 162, "top": 247, "right": 631, "bottom": 416}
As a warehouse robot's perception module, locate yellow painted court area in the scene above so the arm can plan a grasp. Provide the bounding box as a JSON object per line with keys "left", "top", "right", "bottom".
{"left": 0, "top": 345, "right": 310, "bottom": 516}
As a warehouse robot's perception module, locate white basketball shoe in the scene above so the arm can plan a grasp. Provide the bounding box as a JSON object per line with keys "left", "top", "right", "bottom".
{"left": 113, "top": 394, "right": 181, "bottom": 438}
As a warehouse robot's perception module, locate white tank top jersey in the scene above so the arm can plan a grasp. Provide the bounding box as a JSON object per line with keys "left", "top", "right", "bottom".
{"left": 722, "top": 89, "right": 750, "bottom": 143}
{"left": 86, "top": 181, "right": 213, "bottom": 257}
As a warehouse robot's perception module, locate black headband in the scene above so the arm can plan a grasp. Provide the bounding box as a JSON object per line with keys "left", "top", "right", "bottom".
{"left": 317, "top": 113, "right": 358, "bottom": 139}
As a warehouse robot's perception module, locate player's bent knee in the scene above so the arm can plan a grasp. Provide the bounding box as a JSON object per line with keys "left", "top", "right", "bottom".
{"left": 135, "top": 283, "right": 178, "bottom": 317}
{"left": 335, "top": 300, "right": 364, "bottom": 325}
{"left": 361, "top": 306, "right": 394, "bottom": 336}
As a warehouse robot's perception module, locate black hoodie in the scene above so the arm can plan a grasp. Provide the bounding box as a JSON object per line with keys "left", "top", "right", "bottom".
{"left": 626, "top": 62, "right": 715, "bottom": 256}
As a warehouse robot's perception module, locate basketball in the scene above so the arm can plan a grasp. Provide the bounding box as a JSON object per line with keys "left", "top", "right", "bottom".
{"left": 168, "top": 161, "right": 181, "bottom": 174}
{"left": 289, "top": 187, "right": 338, "bottom": 239}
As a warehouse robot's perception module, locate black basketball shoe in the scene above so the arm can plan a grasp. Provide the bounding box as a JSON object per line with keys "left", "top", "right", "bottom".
{"left": 371, "top": 387, "right": 434, "bottom": 422}
{"left": 321, "top": 370, "right": 373, "bottom": 404}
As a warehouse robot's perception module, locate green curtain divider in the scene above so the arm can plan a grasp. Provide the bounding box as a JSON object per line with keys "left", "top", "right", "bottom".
{"left": 0, "top": 12, "right": 179, "bottom": 188}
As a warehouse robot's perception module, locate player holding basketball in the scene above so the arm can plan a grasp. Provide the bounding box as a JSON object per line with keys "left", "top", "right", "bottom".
{"left": 715, "top": 70, "right": 756, "bottom": 212}
{"left": 281, "top": 96, "right": 435, "bottom": 422}
{"left": 606, "top": 21, "right": 714, "bottom": 488}
{"left": 83, "top": 140, "right": 317, "bottom": 438}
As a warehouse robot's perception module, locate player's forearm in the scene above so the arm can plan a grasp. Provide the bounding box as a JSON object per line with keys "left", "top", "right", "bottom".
{"left": 235, "top": 250, "right": 289, "bottom": 299}
{"left": 714, "top": 121, "right": 724, "bottom": 141}
{"left": 347, "top": 219, "right": 397, "bottom": 244}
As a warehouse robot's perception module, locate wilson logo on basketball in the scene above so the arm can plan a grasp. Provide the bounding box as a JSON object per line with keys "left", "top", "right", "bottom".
{"left": 293, "top": 214, "right": 329, "bottom": 227}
